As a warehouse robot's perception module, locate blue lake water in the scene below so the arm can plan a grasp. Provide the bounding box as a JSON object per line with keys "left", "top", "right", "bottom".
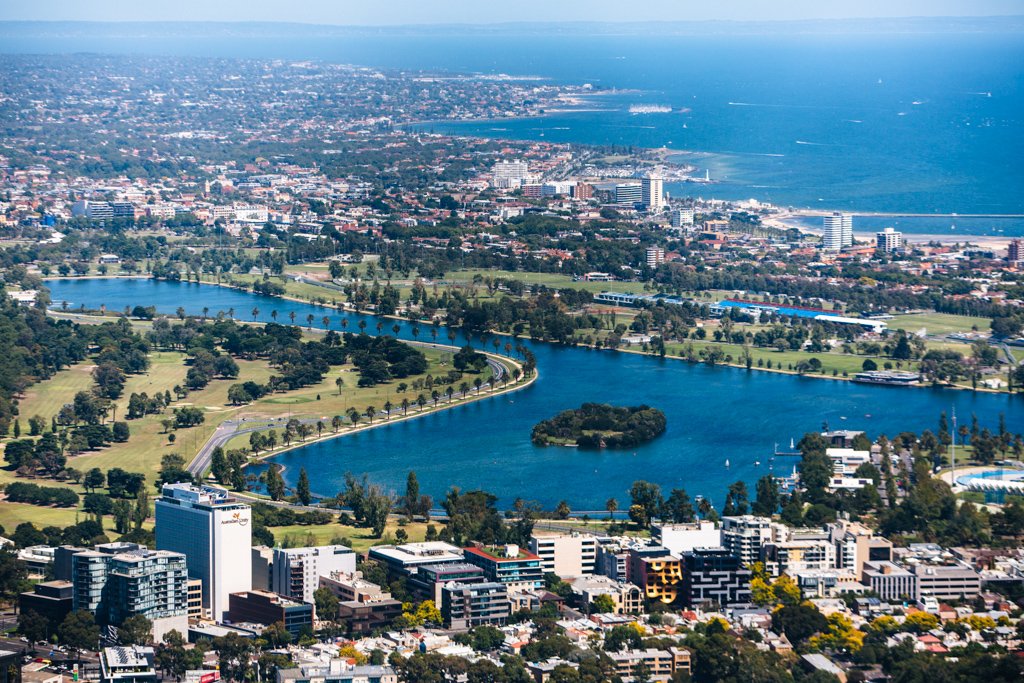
{"left": 3, "top": 29, "right": 1023, "bottom": 230}
{"left": 46, "top": 278, "right": 1024, "bottom": 510}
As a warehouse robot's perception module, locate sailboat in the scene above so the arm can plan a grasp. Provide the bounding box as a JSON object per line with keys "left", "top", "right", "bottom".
{"left": 725, "top": 458, "right": 730, "bottom": 468}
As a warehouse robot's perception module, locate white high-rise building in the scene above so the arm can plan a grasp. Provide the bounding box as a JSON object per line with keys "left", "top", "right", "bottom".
{"left": 876, "top": 227, "right": 903, "bottom": 253}
{"left": 720, "top": 516, "right": 773, "bottom": 567}
{"left": 822, "top": 212, "right": 853, "bottom": 250}
{"left": 272, "top": 546, "right": 357, "bottom": 604}
{"left": 671, "top": 208, "right": 695, "bottom": 228}
{"left": 646, "top": 247, "right": 666, "bottom": 269}
{"left": 615, "top": 183, "right": 643, "bottom": 205}
{"left": 641, "top": 175, "right": 665, "bottom": 212}
{"left": 528, "top": 533, "right": 597, "bottom": 578}
{"left": 155, "top": 484, "right": 252, "bottom": 621}
{"left": 491, "top": 159, "right": 529, "bottom": 188}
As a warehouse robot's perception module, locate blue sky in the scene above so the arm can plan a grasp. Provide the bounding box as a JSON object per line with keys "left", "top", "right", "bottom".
{"left": 2, "top": 0, "right": 1020, "bottom": 24}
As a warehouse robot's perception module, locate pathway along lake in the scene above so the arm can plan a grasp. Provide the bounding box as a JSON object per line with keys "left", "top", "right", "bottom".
{"left": 47, "top": 278, "right": 1023, "bottom": 510}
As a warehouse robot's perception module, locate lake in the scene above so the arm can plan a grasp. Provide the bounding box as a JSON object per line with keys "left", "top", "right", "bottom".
{"left": 46, "top": 278, "right": 1023, "bottom": 510}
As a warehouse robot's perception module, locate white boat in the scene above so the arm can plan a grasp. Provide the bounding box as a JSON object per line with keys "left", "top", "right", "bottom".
{"left": 725, "top": 458, "right": 730, "bottom": 467}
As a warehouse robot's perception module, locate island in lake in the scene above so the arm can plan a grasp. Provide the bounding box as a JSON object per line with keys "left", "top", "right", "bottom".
{"left": 531, "top": 403, "right": 667, "bottom": 448}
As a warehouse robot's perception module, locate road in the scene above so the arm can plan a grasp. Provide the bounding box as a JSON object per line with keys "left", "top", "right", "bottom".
{"left": 187, "top": 346, "right": 512, "bottom": 476}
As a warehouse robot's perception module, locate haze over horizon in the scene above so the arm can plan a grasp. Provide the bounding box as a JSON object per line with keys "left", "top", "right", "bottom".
{"left": 1, "top": 0, "right": 1020, "bottom": 25}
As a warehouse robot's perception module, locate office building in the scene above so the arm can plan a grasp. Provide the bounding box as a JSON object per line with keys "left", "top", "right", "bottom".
{"left": 681, "top": 548, "right": 752, "bottom": 608}
{"left": 876, "top": 227, "right": 903, "bottom": 253}
{"left": 72, "top": 548, "right": 189, "bottom": 642}
{"left": 653, "top": 521, "right": 721, "bottom": 557}
{"left": 645, "top": 247, "right": 665, "bottom": 269}
{"left": 321, "top": 574, "right": 404, "bottom": 634}
{"left": 187, "top": 579, "right": 204, "bottom": 620}
{"left": 368, "top": 541, "right": 463, "bottom": 578}
{"left": 822, "top": 212, "right": 853, "bottom": 250}
{"left": 441, "top": 581, "right": 510, "bottom": 630}
{"left": 99, "top": 646, "right": 157, "bottom": 683}
{"left": 71, "top": 200, "right": 114, "bottom": 222}
{"left": 155, "top": 484, "right": 252, "bottom": 621}
{"left": 596, "top": 542, "right": 631, "bottom": 581}
{"left": 277, "top": 661, "right": 397, "bottom": 683}
{"left": 614, "top": 182, "right": 643, "bottom": 205}
{"left": 272, "top": 546, "right": 356, "bottom": 604}
{"left": 226, "top": 590, "right": 313, "bottom": 638}
{"left": 463, "top": 545, "right": 544, "bottom": 591}
{"left": 407, "top": 563, "right": 486, "bottom": 604}
{"left": 641, "top": 175, "right": 665, "bottom": 212}
{"left": 528, "top": 533, "right": 597, "bottom": 578}
{"left": 862, "top": 561, "right": 918, "bottom": 601}
{"left": 19, "top": 580, "right": 73, "bottom": 627}
{"left": 671, "top": 207, "right": 695, "bottom": 228}
{"left": 911, "top": 562, "right": 981, "bottom": 602}
{"left": 720, "top": 516, "right": 773, "bottom": 566}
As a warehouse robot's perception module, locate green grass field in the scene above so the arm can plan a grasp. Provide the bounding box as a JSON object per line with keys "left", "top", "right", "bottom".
{"left": 271, "top": 520, "right": 437, "bottom": 553}
{"left": 889, "top": 312, "right": 990, "bottom": 336}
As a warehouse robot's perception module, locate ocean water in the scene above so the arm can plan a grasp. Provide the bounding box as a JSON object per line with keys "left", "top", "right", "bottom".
{"left": 46, "top": 278, "right": 1024, "bottom": 509}
{"left": 3, "top": 29, "right": 1024, "bottom": 231}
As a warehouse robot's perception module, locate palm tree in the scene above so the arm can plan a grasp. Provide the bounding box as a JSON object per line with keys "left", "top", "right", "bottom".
{"left": 411, "top": 326, "right": 420, "bottom": 340}
{"left": 335, "top": 377, "right": 344, "bottom": 396}
{"left": 505, "top": 342, "right": 512, "bottom": 356}
{"left": 366, "top": 406, "right": 376, "bottom": 423}
{"left": 322, "top": 316, "right": 331, "bottom": 330}
{"left": 401, "top": 398, "right": 410, "bottom": 415}
{"left": 512, "top": 368, "right": 521, "bottom": 383}
{"left": 227, "top": 307, "right": 235, "bottom": 320}
{"left": 176, "top": 307, "right": 186, "bottom": 320}
{"left": 358, "top": 320, "right": 367, "bottom": 334}
{"left": 306, "top": 314, "right": 314, "bottom": 329}
{"left": 431, "top": 327, "right": 438, "bottom": 342}
{"left": 473, "top": 377, "right": 483, "bottom": 394}
{"left": 392, "top": 324, "right": 400, "bottom": 336}
{"left": 316, "top": 421, "right": 324, "bottom": 437}
{"left": 341, "top": 318, "right": 348, "bottom": 330}
{"left": 271, "top": 310, "right": 278, "bottom": 322}
{"left": 416, "top": 394, "right": 427, "bottom": 411}
{"left": 459, "top": 382, "right": 470, "bottom": 398}
{"left": 331, "top": 415, "right": 342, "bottom": 432}
{"left": 347, "top": 407, "right": 360, "bottom": 427}
{"left": 431, "top": 390, "right": 440, "bottom": 407}
{"left": 376, "top": 321, "right": 384, "bottom": 335}
{"left": 251, "top": 307, "right": 259, "bottom": 321}
{"left": 606, "top": 498, "right": 618, "bottom": 520}
{"left": 697, "top": 497, "right": 713, "bottom": 519}
{"left": 383, "top": 400, "right": 393, "bottom": 419}
{"left": 288, "top": 311, "right": 296, "bottom": 325}
{"left": 445, "top": 386, "right": 454, "bottom": 403}
{"left": 447, "top": 330, "right": 457, "bottom": 345}
{"left": 202, "top": 306, "right": 209, "bottom": 320}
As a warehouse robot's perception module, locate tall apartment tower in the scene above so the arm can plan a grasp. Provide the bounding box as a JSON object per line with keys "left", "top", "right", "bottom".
{"left": 642, "top": 175, "right": 665, "bottom": 212}
{"left": 272, "top": 546, "right": 357, "bottom": 604}
{"left": 822, "top": 212, "right": 853, "bottom": 250}
{"left": 155, "top": 484, "right": 252, "bottom": 621}
{"left": 1008, "top": 238, "right": 1022, "bottom": 263}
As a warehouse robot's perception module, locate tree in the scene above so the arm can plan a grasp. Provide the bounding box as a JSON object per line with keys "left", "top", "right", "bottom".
{"left": 772, "top": 603, "right": 828, "bottom": 646}
{"left": 296, "top": 467, "right": 311, "bottom": 506}
{"left": 628, "top": 480, "right": 663, "bottom": 528}
{"left": 314, "top": 586, "right": 339, "bottom": 622}
{"left": 83, "top": 467, "right": 105, "bottom": 492}
{"left": 119, "top": 615, "right": 153, "bottom": 646}
{"left": 265, "top": 465, "right": 286, "bottom": 501}
{"left": 59, "top": 610, "right": 100, "bottom": 658}
{"left": 605, "top": 498, "right": 618, "bottom": 519}
{"left": 20, "top": 609, "right": 56, "bottom": 650}
{"left": 592, "top": 594, "right": 616, "bottom": 614}
{"left": 752, "top": 474, "right": 780, "bottom": 516}
{"left": 664, "top": 488, "right": 695, "bottom": 523}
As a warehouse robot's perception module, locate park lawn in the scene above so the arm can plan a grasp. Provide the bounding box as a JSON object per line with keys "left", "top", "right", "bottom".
{"left": 890, "top": 312, "right": 991, "bottom": 336}
{"left": 437, "top": 269, "right": 653, "bottom": 296}
{"left": 269, "top": 519, "right": 439, "bottom": 553}
{"left": 0, "top": 501, "right": 84, "bottom": 531}
{"left": 17, "top": 363, "right": 98, "bottom": 422}
{"left": 660, "top": 340, "right": 905, "bottom": 376}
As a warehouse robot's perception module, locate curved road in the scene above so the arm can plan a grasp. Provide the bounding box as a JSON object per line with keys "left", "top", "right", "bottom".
{"left": 188, "top": 352, "right": 514, "bottom": 475}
